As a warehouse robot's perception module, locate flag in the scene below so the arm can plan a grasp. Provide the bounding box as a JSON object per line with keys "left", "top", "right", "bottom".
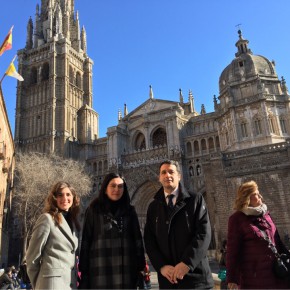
{"left": 0, "top": 25, "right": 13, "bottom": 56}
{"left": 5, "top": 56, "right": 24, "bottom": 81}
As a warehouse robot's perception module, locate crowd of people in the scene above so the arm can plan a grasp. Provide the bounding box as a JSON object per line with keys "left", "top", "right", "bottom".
{"left": 0, "top": 263, "right": 31, "bottom": 290}
{"left": 2, "top": 160, "right": 290, "bottom": 289}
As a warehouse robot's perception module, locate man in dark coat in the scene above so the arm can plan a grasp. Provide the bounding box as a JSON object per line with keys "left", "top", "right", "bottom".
{"left": 144, "top": 160, "right": 214, "bottom": 289}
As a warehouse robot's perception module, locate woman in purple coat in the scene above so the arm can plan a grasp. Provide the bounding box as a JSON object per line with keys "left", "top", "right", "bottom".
{"left": 226, "top": 180, "right": 290, "bottom": 289}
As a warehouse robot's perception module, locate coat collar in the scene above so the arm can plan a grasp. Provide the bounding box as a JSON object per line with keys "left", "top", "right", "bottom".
{"left": 58, "top": 215, "right": 78, "bottom": 251}
{"left": 154, "top": 182, "right": 191, "bottom": 203}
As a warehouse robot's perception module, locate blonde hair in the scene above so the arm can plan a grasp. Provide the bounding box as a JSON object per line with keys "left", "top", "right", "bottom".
{"left": 234, "top": 180, "right": 260, "bottom": 211}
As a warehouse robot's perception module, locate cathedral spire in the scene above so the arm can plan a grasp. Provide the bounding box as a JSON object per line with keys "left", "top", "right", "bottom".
{"left": 179, "top": 88, "right": 184, "bottom": 104}
{"left": 188, "top": 90, "right": 195, "bottom": 113}
{"left": 26, "top": 17, "right": 33, "bottom": 49}
{"left": 200, "top": 104, "right": 206, "bottom": 115}
{"left": 124, "top": 103, "right": 128, "bottom": 116}
{"left": 235, "top": 29, "right": 252, "bottom": 57}
{"left": 149, "top": 85, "right": 154, "bottom": 99}
{"left": 281, "top": 76, "right": 289, "bottom": 95}
{"left": 81, "top": 26, "right": 87, "bottom": 54}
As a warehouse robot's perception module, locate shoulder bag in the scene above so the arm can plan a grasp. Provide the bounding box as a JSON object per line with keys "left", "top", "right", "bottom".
{"left": 258, "top": 228, "right": 290, "bottom": 279}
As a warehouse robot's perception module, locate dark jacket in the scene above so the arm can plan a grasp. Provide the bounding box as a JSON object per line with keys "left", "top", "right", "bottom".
{"left": 144, "top": 183, "right": 214, "bottom": 289}
{"left": 226, "top": 210, "right": 290, "bottom": 289}
{"left": 0, "top": 273, "right": 14, "bottom": 287}
{"left": 78, "top": 203, "right": 145, "bottom": 289}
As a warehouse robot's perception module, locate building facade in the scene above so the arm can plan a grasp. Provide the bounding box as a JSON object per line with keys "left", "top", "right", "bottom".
{"left": 0, "top": 86, "right": 15, "bottom": 266}
{"left": 15, "top": 0, "right": 290, "bottom": 254}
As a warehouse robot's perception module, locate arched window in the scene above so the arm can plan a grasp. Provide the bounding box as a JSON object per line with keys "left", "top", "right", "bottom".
{"left": 254, "top": 119, "right": 262, "bottom": 136}
{"left": 215, "top": 136, "right": 220, "bottom": 148}
{"left": 98, "top": 161, "right": 102, "bottom": 174}
{"left": 194, "top": 140, "right": 199, "bottom": 155}
{"left": 69, "top": 66, "right": 74, "bottom": 84}
{"left": 241, "top": 122, "right": 248, "bottom": 138}
{"left": 186, "top": 142, "right": 192, "bottom": 156}
{"left": 152, "top": 128, "right": 167, "bottom": 147}
{"left": 225, "top": 131, "right": 230, "bottom": 146}
{"left": 268, "top": 117, "right": 275, "bottom": 134}
{"left": 30, "top": 67, "right": 37, "bottom": 85}
{"left": 201, "top": 139, "right": 207, "bottom": 153}
{"left": 134, "top": 132, "right": 146, "bottom": 150}
{"left": 76, "top": 71, "right": 81, "bottom": 88}
{"left": 280, "top": 117, "right": 287, "bottom": 133}
{"left": 208, "top": 137, "right": 214, "bottom": 152}
{"left": 42, "top": 63, "right": 49, "bottom": 81}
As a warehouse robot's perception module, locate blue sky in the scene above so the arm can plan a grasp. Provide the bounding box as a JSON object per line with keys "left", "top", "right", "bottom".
{"left": 1, "top": 0, "right": 290, "bottom": 137}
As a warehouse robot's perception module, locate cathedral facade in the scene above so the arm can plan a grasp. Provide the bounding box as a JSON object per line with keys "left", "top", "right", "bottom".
{"left": 15, "top": 0, "right": 290, "bottom": 251}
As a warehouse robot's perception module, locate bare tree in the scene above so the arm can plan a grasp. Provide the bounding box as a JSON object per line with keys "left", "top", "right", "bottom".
{"left": 13, "top": 152, "right": 94, "bottom": 258}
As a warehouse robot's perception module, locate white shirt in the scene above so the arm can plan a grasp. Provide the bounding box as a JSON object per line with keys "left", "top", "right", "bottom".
{"left": 164, "top": 187, "right": 179, "bottom": 206}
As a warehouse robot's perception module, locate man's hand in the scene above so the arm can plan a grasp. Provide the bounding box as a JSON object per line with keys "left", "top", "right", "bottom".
{"left": 228, "top": 282, "right": 239, "bottom": 289}
{"left": 160, "top": 265, "right": 175, "bottom": 284}
{"left": 171, "top": 262, "right": 190, "bottom": 283}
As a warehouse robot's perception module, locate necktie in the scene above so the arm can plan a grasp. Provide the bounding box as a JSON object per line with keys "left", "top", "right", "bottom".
{"left": 167, "top": 194, "right": 174, "bottom": 211}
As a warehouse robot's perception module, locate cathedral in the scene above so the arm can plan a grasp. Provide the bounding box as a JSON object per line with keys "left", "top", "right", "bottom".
{"left": 15, "top": 0, "right": 290, "bottom": 251}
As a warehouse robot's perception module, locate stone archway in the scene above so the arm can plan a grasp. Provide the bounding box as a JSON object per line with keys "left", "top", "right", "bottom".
{"left": 131, "top": 181, "right": 160, "bottom": 232}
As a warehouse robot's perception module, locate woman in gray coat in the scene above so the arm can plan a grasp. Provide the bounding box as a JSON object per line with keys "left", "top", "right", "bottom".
{"left": 26, "top": 181, "right": 80, "bottom": 290}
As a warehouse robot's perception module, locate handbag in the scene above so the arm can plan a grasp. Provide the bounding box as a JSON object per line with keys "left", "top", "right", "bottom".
{"left": 218, "top": 269, "right": 226, "bottom": 281}
{"left": 258, "top": 228, "right": 290, "bottom": 279}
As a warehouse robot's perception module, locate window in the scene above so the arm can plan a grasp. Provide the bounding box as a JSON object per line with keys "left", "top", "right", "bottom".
{"left": 134, "top": 132, "right": 146, "bottom": 150}
{"left": 42, "top": 63, "right": 49, "bottom": 81}
{"left": 30, "top": 67, "right": 37, "bottom": 84}
{"left": 280, "top": 118, "right": 287, "bottom": 133}
{"left": 186, "top": 142, "right": 192, "bottom": 156}
{"left": 269, "top": 118, "right": 275, "bottom": 133}
{"left": 152, "top": 128, "right": 167, "bottom": 147}
{"left": 254, "top": 119, "right": 262, "bottom": 135}
{"left": 241, "top": 122, "right": 248, "bottom": 138}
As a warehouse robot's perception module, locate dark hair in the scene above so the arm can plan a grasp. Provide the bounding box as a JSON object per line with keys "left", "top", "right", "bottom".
{"left": 159, "top": 160, "right": 181, "bottom": 173}
{"left": 90, "top": 172, "right": 130, "bottom": 211}
{"left": 4, "top": 267, "right": 12, "bottom": 274}
{"left": 44, "top": 181, "right": 80, "bottom": 231}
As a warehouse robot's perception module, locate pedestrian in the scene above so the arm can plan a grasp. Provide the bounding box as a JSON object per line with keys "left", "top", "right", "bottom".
{"left": 226, "top": 180, "right": 290, "bottom": 289}
{"left": 144, "top": 160, "right": 214, "bottom": 289}
{"left": 26, "top": 181, "right": 80, "bottom": 290}
{"left": 78, "top": 172, "right": 146, "bottom": 289}
{"left": 0, "top": 267, "right": 15, "bottom": 290}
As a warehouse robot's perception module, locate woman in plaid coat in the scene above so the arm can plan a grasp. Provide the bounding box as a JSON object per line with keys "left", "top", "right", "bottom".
{"left": 78, "top": 173, "right": 146, "bottom": 289}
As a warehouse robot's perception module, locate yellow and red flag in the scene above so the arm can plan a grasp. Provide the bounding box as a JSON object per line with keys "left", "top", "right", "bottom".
{"left": 4, "top": 55, "right": 24, "bottom": 82}
{"left": 0, "top": 25, "right": 13, "bottom": 56}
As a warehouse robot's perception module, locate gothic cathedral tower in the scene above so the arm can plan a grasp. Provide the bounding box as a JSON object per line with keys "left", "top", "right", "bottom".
{"left": 14, "top": 0, "right": 99, "bottom": 158}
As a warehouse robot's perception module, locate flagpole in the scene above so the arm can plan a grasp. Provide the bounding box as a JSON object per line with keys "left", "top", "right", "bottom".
{"left": 0, "top": 73, "right": 7, "bottom": 85}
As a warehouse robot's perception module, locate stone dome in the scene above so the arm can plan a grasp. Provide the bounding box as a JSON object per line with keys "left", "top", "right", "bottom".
{"left": 219, "top": 30, "right": 278, "bottom": 93}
